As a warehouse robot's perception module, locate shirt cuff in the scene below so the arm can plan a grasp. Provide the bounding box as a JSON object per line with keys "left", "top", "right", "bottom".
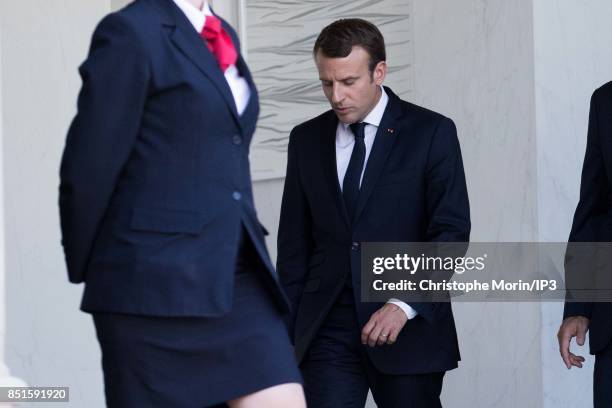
{"left": 388, "top": 299, "right": 418, "bottom": 320}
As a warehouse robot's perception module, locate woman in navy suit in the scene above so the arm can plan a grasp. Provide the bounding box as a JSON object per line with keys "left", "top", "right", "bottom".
{"left": 59, "top": 0, "right": 305, "bottom": 406}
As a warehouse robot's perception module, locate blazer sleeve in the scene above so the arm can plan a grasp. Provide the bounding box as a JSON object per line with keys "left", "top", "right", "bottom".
{"left": 59, "top": 13, "right": 150, "bottom": 283}
{"left": 564, "top": 89, "right": 607, "bottom": 319}
{"left": 412, "top": 117, "right": 471, "bottom": 323}
{"left": 425, "top": 117, "right": 471, "bottom": 243}
{"left": 277, "top": 129, "right": 314, "bottom": 337}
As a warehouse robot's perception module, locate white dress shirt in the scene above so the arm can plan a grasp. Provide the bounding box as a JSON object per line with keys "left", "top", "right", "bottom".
{"left": 336, "top": 87, "right": 418, "bottom": 320}
{"left": 172, "top": 0, "right": 251, "bottom": 115}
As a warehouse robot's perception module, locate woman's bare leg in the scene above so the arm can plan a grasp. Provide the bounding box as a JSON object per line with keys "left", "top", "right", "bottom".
{"left": 228, "top": 383, "right": 306, "bottom": 408}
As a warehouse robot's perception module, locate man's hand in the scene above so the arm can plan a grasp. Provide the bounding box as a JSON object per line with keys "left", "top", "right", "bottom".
{"left": 557, "top": 316, "right": 589, "bottom": 369}
{"left": 361, "top": 303, "right": 408, "bottom": 347}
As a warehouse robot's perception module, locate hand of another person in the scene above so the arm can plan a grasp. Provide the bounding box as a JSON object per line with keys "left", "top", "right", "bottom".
{"left": 557, "top": 316, "right": 589, "bottom": 369}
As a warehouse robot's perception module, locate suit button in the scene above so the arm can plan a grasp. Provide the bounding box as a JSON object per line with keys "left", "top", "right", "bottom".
{"left": 232, "top": 135, "right": 243, "bottom": 145}
{"left": 351, "top": 242, "right": 360, "bottom": 251}
{"left": 232, "top": 191, "right": 242, "bottom": 201}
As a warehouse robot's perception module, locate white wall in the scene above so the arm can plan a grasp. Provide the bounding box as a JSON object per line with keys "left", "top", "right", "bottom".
{"left": 111, "top": 0, "right": 131, "bottom": 10}
{"left": 411, "top": 1, "right": 541, "bottom": 406}
{"left": 534, "top": 1, "right": 612, "bottom": 407}
{"left": 0, "top": 1, "right": 7, "bottom": 385}
{"left": 211, "top": 0, "right": 241, "bottom": 32}
{"left": 1, "top": 1, "right": 111, "bottom": 406}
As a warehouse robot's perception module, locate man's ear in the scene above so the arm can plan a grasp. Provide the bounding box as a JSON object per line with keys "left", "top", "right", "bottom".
{"left": 373, "top": 60, "right": 387, "bottom": 86}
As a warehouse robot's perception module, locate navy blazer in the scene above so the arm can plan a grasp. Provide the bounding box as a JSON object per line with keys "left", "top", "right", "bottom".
{"left": 564, "top": 81, "right": 612, "bottom": 354}
{"left": 59, "top": 0, "right": 288, "bottom": 316}
{"left": 278, "top": 87, "right": 471, "bottom": 375}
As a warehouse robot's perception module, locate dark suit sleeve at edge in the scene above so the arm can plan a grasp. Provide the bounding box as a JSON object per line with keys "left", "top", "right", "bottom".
{"left": 59, "top": 13, "right": 150, "bottom": 283}
{"left": 412, "top": 117, "right": 471, "bottom": 323}
{"left": 425, "top": 117, "right": 471, "bottom": 242}
{"left": 564, "top": 89, "right": 606, "bottom": 319}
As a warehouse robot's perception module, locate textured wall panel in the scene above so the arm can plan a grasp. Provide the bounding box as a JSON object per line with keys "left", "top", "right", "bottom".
{"left": 245, "top": 0, "right": 413, "bottom": 180}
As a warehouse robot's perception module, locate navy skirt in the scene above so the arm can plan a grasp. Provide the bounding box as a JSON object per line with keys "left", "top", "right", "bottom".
{"left": 92, "top": 230, "right": 301, "bottom": 407}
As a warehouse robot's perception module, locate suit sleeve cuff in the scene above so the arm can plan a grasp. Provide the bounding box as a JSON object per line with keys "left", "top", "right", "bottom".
{"left": 388, "top": 299, "right": 418, "bottom": 320}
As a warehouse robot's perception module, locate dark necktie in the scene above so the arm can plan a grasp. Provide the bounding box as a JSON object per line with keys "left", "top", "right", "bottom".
{"left": 343, "top": 122, "right": 367, "bottom": 222}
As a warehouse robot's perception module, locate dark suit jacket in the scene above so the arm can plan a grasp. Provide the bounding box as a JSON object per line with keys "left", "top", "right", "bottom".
{"left": 564, "top": 81, "right": 612, "bottom": 354}
{"left": 59, "top": 0, "right": 288, "bottom": 316}
{"left": 277, "top": 87, "right": 470, "bottom": 375}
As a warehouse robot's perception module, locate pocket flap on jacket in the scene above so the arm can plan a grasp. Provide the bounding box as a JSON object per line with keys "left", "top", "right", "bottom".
{"left": 130, "top": 208, "right": 205, "bottom": 235}
{"left": 303, "top": 278, "right": 320, "bottom": 293}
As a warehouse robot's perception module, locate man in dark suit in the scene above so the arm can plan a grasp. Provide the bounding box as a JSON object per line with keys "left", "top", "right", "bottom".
{"left": 558, "top": 81, "right": 612, "bottom": 408}
{"left": 277, "top": 19, "right": 470, "bottom": 407}
{"left": 59, "top": 0, "right": 305, "bottom": 406}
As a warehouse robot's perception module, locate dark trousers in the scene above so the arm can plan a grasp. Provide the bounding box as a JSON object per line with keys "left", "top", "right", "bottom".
{"left": 595, "top": 340, "right": 612, "bottom": 407}
{"left": 301, "top": 287, "right": 444, "bottom": 408}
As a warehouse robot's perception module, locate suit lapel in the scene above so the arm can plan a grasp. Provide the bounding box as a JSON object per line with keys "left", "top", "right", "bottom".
{"left": 154, "top": 0, "right": 242, "bottom": 130}
{"left": 321, "top": 112, "right": 351, "bottom": 230}
{"left": 217, "top": 13, "right": 257, "bottom": 90}
{"left": 235, "top": 55, "right": 260, "bottom": 130}
{"left": 352, "top": 88, "right": 404, "bottom": 224}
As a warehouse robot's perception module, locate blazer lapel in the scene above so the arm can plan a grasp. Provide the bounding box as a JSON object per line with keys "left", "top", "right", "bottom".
{"left": 219, "top": 12, "right": 260, "bottom": 124}
{"left": 154, "top": 0, "right": 242, "bottom": 129}
{"left": 235, "top": 55, "right": 260, "bottom": 130}
{"left": 321, "top": 112, "right": 351, "bottom": 230}
{"left": 352, "top": 88, "right": 404, "bottom": 224}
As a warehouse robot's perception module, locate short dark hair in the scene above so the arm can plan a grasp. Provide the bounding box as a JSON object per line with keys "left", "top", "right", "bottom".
{"left": 313, "top": 18, "right": 386, "bottom": 73}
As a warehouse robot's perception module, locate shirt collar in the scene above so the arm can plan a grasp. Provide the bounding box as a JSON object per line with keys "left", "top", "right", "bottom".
{"left": 337, "top": 87, "right": 389, "bottom": 147}
{"left": 362, "top": 86, "right": 388, "bottom": 127}
{"left": 172, "top": 0, "right": 212, "bottom": 32}
{"left": 340, "top": 86, "right": 389, "bottom": 133}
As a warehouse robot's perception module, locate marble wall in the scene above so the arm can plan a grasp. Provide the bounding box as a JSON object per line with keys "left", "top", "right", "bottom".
{"left": 534, "top": 1, "right": 612, "bottom": 407}
{"left": 411, "top": 1, "right": 541, "bottom": 407}
{"left": 0, "top": 1, "right": 111, "bottom": 406}
{"left": 245, "top": 0, "right": 413, "bottom": 180}
{"left": 111, "top": 0, "right": 131, "bottom": 10}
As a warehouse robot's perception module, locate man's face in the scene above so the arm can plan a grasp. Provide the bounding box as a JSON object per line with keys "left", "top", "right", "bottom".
{"left": 315, "top": 46, "right": 387, "bottom": 124}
